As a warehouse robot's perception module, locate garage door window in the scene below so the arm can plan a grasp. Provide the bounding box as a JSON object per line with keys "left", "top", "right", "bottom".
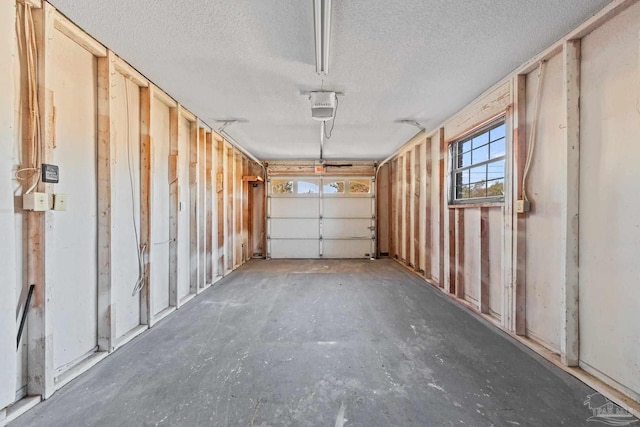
{"left": 323, "top": 180, "right": 345, "bottom": 194}
{"left": 297, "top": 179, "right": 320, "bottom": 194}
{"left": 349, "top": 179, "right": 371, "bottom": 194}
{"left": 271, "top": 179, "right": 293, "bottom": 194}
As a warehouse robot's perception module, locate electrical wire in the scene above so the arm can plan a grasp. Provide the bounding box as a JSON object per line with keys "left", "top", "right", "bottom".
{"left": 522, "top": 61, "right": 546, "bottom": 202}
{"left": 323, "top": 95, "right": 338, "bottom": 139}
{"left": 17, "top": 4, "right": 42, "bottom": 195}
{"left": 122, "top": 75, "right": 145, "bottom": 296}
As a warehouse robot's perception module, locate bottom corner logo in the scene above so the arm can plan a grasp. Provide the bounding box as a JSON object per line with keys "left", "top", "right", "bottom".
{"left": 584, "top": 393, "right": 638, "bottom": 426}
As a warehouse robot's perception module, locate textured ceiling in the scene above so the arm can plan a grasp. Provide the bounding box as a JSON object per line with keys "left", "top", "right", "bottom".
{"left": 49, "top": 0, "right": 610, "bottom": 160}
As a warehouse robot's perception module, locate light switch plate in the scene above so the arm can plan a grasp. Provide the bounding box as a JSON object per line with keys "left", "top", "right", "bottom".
{"left": 53, "top": 194, "right": 67, "bottom": 211}
{"left": 23, "top": 192, "right": 50, "bottom": 211}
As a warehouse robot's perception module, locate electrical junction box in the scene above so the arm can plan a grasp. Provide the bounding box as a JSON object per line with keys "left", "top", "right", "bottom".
{"left": 41, "top": 164, "right": 59, "bottom": 183}
{"left": 53, "top": 194, "right": 67, "bottom": 211}
{"left": 516, "top": 199, "right": 531, "bottom": 213}
{"left": 23, "top": 192, "right": 50, "bottom": 211}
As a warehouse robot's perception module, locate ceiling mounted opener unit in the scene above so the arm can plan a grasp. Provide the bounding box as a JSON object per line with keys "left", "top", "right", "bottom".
{"left": 310, "top": 91, "right": 337, "bottom": 121}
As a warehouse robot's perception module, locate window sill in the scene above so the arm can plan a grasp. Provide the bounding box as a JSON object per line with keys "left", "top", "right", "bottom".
{"left": 448, "top": 202, "right": 504, "bottom": 209}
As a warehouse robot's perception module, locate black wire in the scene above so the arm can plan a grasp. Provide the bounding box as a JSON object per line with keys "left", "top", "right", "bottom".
{"left": 324, "top": 96, "right": 338, "bottom": 139}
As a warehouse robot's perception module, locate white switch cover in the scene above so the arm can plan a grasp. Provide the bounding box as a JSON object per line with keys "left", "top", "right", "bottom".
{"left": 23, "top": 192, "right": 50, "bottom": 211}
{"left": 53, "top": 194, "right": 67, "bottom": 211}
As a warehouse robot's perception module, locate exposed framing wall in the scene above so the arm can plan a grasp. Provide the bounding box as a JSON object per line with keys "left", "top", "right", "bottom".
{"left": 2, "top": 1, "right": 263, "bottom": 418}
{"left": 381, "top": 0, "right": 640, "bottom": 415}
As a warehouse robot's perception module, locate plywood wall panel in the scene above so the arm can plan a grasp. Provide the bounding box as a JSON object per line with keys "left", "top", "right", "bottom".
{"left": 111, "top": 74, "right": 142, "bottom": 339}
{"left": 524, "top": 53, "right": 563, "bottom": 352}
{"left": 50, "top": 29, "right": 99, "bottom": 370}
{"left": 150, "top": 97, "right": 171, "bottom": 315}
{"left": 176, "top": 115, "right": 192, "bottom": 301}
{"left": 463, "top": 208, "right": 481, "bottom": 305}
{"left": 487, "top": 207, "right": 503, "bottom": 318}
{"left": 579, "top": 2, "right": 640, "bottom": 400}
{"left": 1, "top": 0, "right": 18, "bottom": 408}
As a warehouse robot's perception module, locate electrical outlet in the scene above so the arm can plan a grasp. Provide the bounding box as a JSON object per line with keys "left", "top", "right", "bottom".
{"left": 53, "top": 194, "right": 67, "bottom": 211}
{"left": 23, "top": 192, "right": 50, "bottom": 211}
{"left": 516, "top": 199, "right": 531, "bottom": 213}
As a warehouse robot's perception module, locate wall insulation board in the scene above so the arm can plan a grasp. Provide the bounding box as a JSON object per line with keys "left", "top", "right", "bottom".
{"left": 485, "top": 207, "right": 502, "bottom": 318}
{"left": 176, "top": 115, "right": 191, "bottom": 301}
{"left": 50, "top": 28, "right": 99, "bottom": 371}
{"left": 579, "top": 2, "right": 640, "bottom": 401}
{"left": 523, "top": 52, "right": 563, "bottom": 352}
{"left": 150, "top": 97, "right": 171, "bottom": 315}
{"left": 111, "top": 74, "right": 142, "bottom": 339}
{"left": 463, "top": 208, "right": 481, "bottom": 305}
{"left": 0, "top": 0, "right": 17, "bottom": 408}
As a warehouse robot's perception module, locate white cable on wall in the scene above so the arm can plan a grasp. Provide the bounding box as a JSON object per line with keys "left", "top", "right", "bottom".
{"left": 522, "top": 61, "right": 546, "bottom": 202}
{"left": 15, "top": 4, "right": 43, "bottom": 194}
{"left": 121, "top": 75, "right": 145, "bottom": 296}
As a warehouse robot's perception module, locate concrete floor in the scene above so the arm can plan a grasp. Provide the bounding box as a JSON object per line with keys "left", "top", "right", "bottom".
{"left": 13, "top": 259, "right": 602, "bottom": 426}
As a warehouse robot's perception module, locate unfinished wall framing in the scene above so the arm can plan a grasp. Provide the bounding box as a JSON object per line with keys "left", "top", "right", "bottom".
{"left": 1, "top": 0, "right": 264, "bottom": 419}
{"left": 381, "top": 0, "right": 640, "bottom": 414}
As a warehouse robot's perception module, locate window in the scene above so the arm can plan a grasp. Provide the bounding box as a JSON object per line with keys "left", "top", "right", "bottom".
{"left": 271, "top": 179, "right": 293, "bottom": 194}
{"left": 323, "top": 180, "right": 345, "bottom": 194}
{"left": 450, "top": 119, "right": 506, "bottom": 204}
{"left": 348, "top": 179, "right": 371, "bottom": 194}
{"left": 297, "top": 179, "right": 319, "bottom": 194}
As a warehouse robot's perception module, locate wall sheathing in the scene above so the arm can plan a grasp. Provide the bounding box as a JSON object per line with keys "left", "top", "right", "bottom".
{"left": 381, "top": 0, "right": 640, "bottom": 413}
{"left": 1, "top": 1, "right": 263, "bottom": 417}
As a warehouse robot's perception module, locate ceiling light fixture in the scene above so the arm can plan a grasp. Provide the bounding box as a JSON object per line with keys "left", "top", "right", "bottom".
{"left": 313, "top": 0, "right": 332, "bottom": 75}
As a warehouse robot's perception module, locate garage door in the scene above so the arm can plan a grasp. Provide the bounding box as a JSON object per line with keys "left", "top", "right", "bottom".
{"left": 267, "top": 176, "right": 375, "bottom": 259}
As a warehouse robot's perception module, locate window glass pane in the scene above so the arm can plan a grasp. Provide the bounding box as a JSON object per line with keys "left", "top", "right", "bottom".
{"left": 472, "top": 132, "right": 489, "bottom": 149}
{"left": 469, "top": 164, "right": 486, "bottom": 184}
{"left": 349, "top": 179, "right": 371, "bottom": 193}
{"left": 297, "top": 180, "right": 319, "bottom": 194}
{"left": 323, "top": 181, "right": 345, "bottom": 194}
{"left": 487, "top": 178, "right": 505, "bottom": 197}
{"left": 490, "top": 137, "right": 505, "bottom": 159}
{"left": 271, "top": 179, "right": 293, "bottom": 194}
{"left": 459, "top": 150, "right": 472, "bottom": 168}
{"left": 461, "top": 139, "right": 472, "bottom": 153}
{"left": 487, "top": 159, "right": 505, "bottom": 180}
{"left": 472, "top": 144, "right": 489, "bottom": 164}
{"left": 469, "top": 181, "right": 486, "bottom": 198}
{"left": 490, "top": 123, "right": 506, "bottom": 141}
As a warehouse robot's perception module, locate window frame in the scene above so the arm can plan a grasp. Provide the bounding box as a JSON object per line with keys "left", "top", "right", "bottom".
{"left": 448, "top": 117, "right": 507, "bottom": 206}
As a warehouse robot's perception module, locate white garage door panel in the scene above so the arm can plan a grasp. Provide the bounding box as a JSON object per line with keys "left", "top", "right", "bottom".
{"left": 268, "top": 177, "right": 374, "bottom": 259}
{"left": 271, "top": 240, "right": 319, "bottom": 258}
{"left": 271, "top": 218, "right": 320, "bottom": 239}
{"left": 324, "top": 198, "right": 372, "bottom": 218}
{"left": 324, "top": 240, "right": 372, "bottom": 258}
{"left": 323, "top": 218, "right": 371, "bottom": 239}
{"left": 271, "top": 198, "right": 320, "bottom": 218}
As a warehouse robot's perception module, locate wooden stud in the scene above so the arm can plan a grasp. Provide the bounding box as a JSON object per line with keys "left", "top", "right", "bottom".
{"left": 198, "top": 127, "right": 206, "bottom": 290}
{"left": 560, "top": 39, "right": 581, "bottom": 366}
{"left": 455, "top": 209, "right": 465, "bottom": 299}
{"left": 188, "top": 120, "right": 199, "bottom": 294}
{"left": 480, "top": 208, "right": 490, "bottom": 314}
{"left": 205, "top": 131, "right": 213, "bottom": 285}
{"left": 242, "top": 157, "right": 250, "bottom": 263}
{"left": 139, "top": 86, "right": 152, "bottom": 326}
{"left": 438, "top": 129, "right": 446, "bottom": 288}
{"left": 413, "top": 144, "right": 421, "bottom": 272}
{"left": 513, "top": 75, "right": 527, "bottom": 335}
{"left": 388, "top": 160, "right": 396, "bottom": 259}
{"left": 168, "top": 108, "right": 179, "bottom": 307}
{"left": 226, "top": 144, "right": 234, "bottom": 272}
{"left": 448, "top": 209, "right": 456, "bottom": 295}
{"left": 235, "top": 151, "right": 243, "bottom": 267}
{"left": 96, "top": 51, "right": 115, "bottom": 351}
{"left": 424, "top": 138, "right": 432, "bottom": 278}
{"left": 52, "top": 11, "right": 106, "bottom": 57}
{"left": 27, "top": 3, "right": 55, "bottom": 398}
{"left": 404, "top": 152, "right": 411, "bottom": 265}
{"left": 216, "top": 139, "right": 225, "bottom": 275}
